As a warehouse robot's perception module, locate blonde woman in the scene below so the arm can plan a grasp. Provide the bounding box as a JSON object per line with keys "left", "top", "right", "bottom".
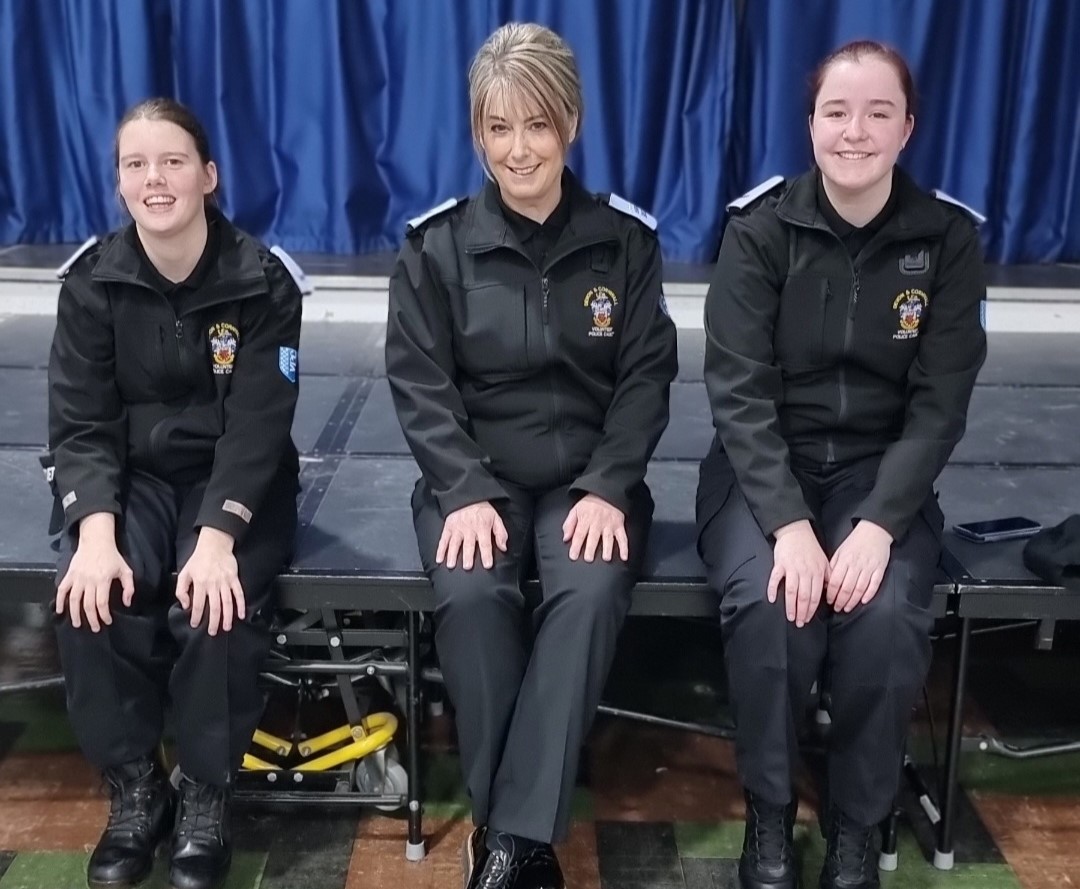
{"left": 387, "top": 22, "right": 677, "bottom": 889}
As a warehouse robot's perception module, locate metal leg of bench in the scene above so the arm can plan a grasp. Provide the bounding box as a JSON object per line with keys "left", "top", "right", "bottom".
{"left": 404, "top": 609, "right": 426, "bottom": 861}
{"left": 935, "top": 615, "right": 971, "bottom": 870}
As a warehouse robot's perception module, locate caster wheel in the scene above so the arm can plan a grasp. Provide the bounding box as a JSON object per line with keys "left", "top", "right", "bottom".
{"left": 353, "top": 749, "right": 409, "bottom": 811}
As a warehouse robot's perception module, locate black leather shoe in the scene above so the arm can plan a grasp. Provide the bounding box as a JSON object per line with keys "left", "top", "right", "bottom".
{"left": 168, "top": 776, "right": 232, "bottom": 889}
{"left": 739, "top": 790, "right": 799, "bottom": 889}
{"left": 463, "top": 826, "right": 490, "bottom": 889}
{"left": 515, "top": 844, "right": 565, "bottom": 889}
{"left": 87, "top": 756, "right": 173, "bottom": 889}
{"left": 819, "top": 807, "right": 879, "bottom": 889}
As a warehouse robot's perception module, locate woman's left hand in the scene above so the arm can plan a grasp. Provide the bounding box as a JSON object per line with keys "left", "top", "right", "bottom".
{"left": 175, "top": 527, "right": 245, "bottom": 636}
{"left": 562, "top": 494, "right": 628, "bottom": 562}
{"left": 826, "top": 519, "right": 893, "bottom": 612}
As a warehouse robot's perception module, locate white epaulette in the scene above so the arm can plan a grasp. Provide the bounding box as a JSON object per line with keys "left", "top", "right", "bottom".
{"left": 607, "top": 193, "right": 657, "bottom": 230}
{"left": 55, "top": 236, "right": 99, "bottom": 279}
{"left": 726, "top": 175, "right": 785, "bottom": 213}
{"left": 931, "top": 189, "right": 986, "bottom": 225}
{"left": 270, "top": 246, "right": 313, "bottom": 296}
{"left": 406, "top": 197, "right": 463, "bottom": 234}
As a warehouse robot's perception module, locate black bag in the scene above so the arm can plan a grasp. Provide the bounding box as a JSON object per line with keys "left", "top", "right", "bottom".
{"left": 1022, "top": 515, "right": 1080, "bottom": 591}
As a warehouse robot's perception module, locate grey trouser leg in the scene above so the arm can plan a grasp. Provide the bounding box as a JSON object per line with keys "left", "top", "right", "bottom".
{"left": 414, "top": 480, "right": 651, "bottom": 843}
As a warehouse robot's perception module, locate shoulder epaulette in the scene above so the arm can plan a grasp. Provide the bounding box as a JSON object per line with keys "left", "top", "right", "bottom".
{"left": 931, "top": 189, "right": 986, "bottom": 225}
{"left": 726, "top": 175, "right": 785, "bottom": 214}
{"left": 55, "top": 235, "right": 100, "bottom": 279}
{"left": 607, "top": 193, "right": 657, "bottom": 231}
{"left": 406, "top": 197, "right": 464, "bottom": 234}
{"left": 269, "top": 246, "right": 313, "bottom": 296}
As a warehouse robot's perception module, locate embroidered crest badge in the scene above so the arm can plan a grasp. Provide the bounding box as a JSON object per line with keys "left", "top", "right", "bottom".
{"left": 584, "top": 286, "right": 618, "bottom": 338}
{"left": 209, "top": 322, "right": 240, "bottom": 373}
{"left": 892, "top": 289, "right": 929, "bottom": 340}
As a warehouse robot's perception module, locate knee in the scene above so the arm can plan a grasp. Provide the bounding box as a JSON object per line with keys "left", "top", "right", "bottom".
{"left": 431, "top": 567, "right": 517, "bottom": 622}
{"left": 545, "top": 561, "right": 633, "bottom": 626}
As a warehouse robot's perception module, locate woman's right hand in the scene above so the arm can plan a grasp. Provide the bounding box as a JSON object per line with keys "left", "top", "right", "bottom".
{"left": 55, "top": 513, "right": 134, "bottom": 632}
{"left": 768, "top": 519, "right": 829, "bottom": 628}
{"left": 437, "top": 501, "right": 508, "bottom": 570}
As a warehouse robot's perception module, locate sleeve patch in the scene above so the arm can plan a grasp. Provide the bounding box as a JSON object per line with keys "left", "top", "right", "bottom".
{"left": 278, "top": 346, "right": 298, "bottom": 383}
{"left": 62, "top": 491, "right": 77, "bottom": 509}
{"left": 607, "top": 193, "right": 657, "bottom": 230}
{"left": 222, "top": 500, "right": 253, "bottom": 524}
{"left": 406, "top": 197, "right": 462, "bottom": 233}
{"left": 269, "top": 246, "right": 313, "bottom": 296}
{"left": 726, "top": 175, "right": 785, "bottom": 212}
{"left": 931, "top": 189, "right": 987, "bottom": 225}
{"left": 55, "top": 236, "right": 99, "bottom": 279}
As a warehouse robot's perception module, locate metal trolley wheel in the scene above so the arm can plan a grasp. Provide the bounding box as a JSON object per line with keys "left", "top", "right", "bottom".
{"left": 352, "top": 745, "right": 409, "bottom": 812}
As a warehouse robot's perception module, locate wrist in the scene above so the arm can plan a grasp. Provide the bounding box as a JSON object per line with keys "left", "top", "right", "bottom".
{"left": 774, "top": 519, "right": 812, "bottom": 540}
{"left": 197, "top": 526, "right": 236, "bottom": 552}
{"left": 78, "top": 512, "right": 116, "bottom": 546}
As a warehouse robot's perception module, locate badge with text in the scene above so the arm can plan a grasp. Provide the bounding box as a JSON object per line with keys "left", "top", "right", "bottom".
{"left": 209, "top": 322, "right": 240, "bottom": 373}
{"left": 584, "top": 286, "right": 618, "bottom": 338}
{"left": 892, "top": 289, "right": 928, "bottom": 340}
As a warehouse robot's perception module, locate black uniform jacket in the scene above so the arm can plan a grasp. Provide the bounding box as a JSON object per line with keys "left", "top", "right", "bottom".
{"left": 703, "top": 167, "right": 987, "bottom": 541}
{"left": 48, "top": 210, "right": 303, "bottom": 542}
{"left": 386, "top": 170, "right": 678, "bottom": 518}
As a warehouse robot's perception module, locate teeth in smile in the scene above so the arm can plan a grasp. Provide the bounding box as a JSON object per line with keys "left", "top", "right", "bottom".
{"left": 509, "top": 165, "right": 539, "bottom": 175}
{"left": 838, "top": 152, "right": 870, "bottom": 159}
{"left": 145, "top": 196, "right": 174, "bottom": 206}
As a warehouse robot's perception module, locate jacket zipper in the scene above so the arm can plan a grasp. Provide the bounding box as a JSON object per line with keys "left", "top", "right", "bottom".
{"left": 540, "top": 274, "right": 566, "bottom": 479}
{"left": 832, "top": 266, "right": 860, "bottom": 461}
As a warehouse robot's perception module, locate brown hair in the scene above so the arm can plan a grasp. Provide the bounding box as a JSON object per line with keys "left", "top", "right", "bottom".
{"left": 114, "top": 98, "right": 219, "bottom": 203}
{"left": 808, "top": 40, "right": 917, "bottom": 118}
{"left": 469, "top": 23, "right": 583, "bottom": 160}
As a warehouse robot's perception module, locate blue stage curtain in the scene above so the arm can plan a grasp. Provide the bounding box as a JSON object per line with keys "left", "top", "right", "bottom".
{"left": 1, "top": 0, "right": 1077, "bottom": 263}
{"left": 732, "top": 0, "right": 1080, "bottom": 263}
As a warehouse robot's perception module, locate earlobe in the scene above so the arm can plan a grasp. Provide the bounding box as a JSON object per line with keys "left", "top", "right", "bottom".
{"left": 204, "top": 161, "right": 219, "bottom": 194}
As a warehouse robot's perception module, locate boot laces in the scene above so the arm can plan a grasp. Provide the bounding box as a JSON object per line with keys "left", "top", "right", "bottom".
{"left": 832, "top": 811, "right": 874, "bottom": 875}
{"left": 102, "top": 765, "right": 159, "bottom": 838}
{"left": 749, "top": 796, "right": 790, "bottom": 863}
{"left": 176, "top": 781, "right": 227, "bottom": 845}
{"left": 478, "top": 836, "right": 520, "bottom": 889}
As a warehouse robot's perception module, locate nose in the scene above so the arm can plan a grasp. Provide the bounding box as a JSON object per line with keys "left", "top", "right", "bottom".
{"left": 844, "top": 116, "right": 868, "bottom": 141}
{"left": 144, "top": 163, "right": 165, "bottom": 184}
{"left": 510, "top": 128, "right": 529, "bottom": 160}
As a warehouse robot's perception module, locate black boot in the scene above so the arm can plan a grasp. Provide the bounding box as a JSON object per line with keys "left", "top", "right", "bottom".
{"left": 819, "top": 807, "right": 879, "bottom": 889}
{"left": 168, "top": 776, "right": 232, "bottom": 889}
{"left": 87, "top": 756, "right": 173, "bottom": 889}
{"left": 463, "top": 826, "right": 490, "bottom": 889}
{"left": 739, "top": 790, "right": 799, "bottom": 889}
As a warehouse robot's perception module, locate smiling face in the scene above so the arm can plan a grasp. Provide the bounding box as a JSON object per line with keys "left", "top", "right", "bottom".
{"left": 810, "top": 56, "right": 913, "bottom": 202}
{"left": 480, "top": 88, "right": 574, "bottom": 222}
{"left": 116, "top": 117, "right": 217, "bottom": 240}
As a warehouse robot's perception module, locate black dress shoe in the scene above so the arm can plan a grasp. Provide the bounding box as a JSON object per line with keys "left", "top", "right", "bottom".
{"left": 514, "top": 844, "right": 565, "bottom": 889}
{"left": 739, "top": 790, "right": 799, "bottom": 889}
{"left": 87, "top": 756, "right": 173, "bottom": 889}
{"left": 819, "top": 807, "right": 879, "bottom": 889}
{"left": 463, "top": 826, "right": 490, "bottom": 889}
{"left": 168, "top": 776, "right": 232, "bottom": 889}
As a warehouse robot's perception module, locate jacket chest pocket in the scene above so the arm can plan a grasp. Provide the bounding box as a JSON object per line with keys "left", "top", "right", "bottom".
{"left": 774, "top": 273, "right": 831, "bottom": 368}
{"left": 454, "top": 282, "right": 530, "bottom": 375}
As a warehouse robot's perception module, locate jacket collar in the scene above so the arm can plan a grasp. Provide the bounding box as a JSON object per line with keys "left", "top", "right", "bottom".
{"left": 776, "top": 166, "right": 950, "bottom": 240}
{"left": 91, "top": 207, "right": 268, "bottom": 309}
{"left": 462, "top": 167, "right": 618, "bottom": 260}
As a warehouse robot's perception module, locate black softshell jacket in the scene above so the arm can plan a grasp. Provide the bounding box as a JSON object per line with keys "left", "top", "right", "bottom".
{"left": 703, "top": 168, "right": 987, "bottom": 540}
{"left": 48, "top": 213, "right": 302, "bottom": 542}
{"left": 386, "top": 171, "right": 678, "bottom": 517}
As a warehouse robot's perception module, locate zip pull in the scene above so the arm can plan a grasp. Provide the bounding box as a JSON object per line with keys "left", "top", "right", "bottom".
{"left": 175, "top": 318, "right": 184, "bottom": 338}
{"left": 541, "top": 277, "right": 550, "bottom": 324}
{"left": 848, "top": 271, "right": 861, "bottom": 319}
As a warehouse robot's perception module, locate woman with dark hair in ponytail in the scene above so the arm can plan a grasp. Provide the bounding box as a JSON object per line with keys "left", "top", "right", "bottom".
{"left": 698, "top": 43, "right": 986, "bottom": 889}
{"left": 48, "top": 98, "right": 303, "bottom": 889}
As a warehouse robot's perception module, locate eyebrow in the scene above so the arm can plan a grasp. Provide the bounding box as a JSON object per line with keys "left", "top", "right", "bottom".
{"left": 486, "top": 113, "right": 547, "bottom": 124}
{"left": 820, "top": 98, "right": 898, "bottom": 108}
{"left": 118, "top": 151, "right": 191, "bottom": 162}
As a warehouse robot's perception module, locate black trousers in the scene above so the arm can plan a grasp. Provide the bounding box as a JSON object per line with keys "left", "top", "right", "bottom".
{"left": 697, "top": 450, "right": 942, "bottom": 826}
{"left": 413, "top": 479, "right": 653, "bottom": 843}
{"left": 54, "top": 468, "right": 297, "bottom": 787}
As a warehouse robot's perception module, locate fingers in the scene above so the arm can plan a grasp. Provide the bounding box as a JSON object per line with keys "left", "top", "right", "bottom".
{"left": 562, "top": 509, "right": 577, "bottom": 543}
{"left": 444, "top": 529, "right": 463, "bottom": 569}
{"left": 189, "top": 580, "right": 206, "bottom": 629}
{"left": 582, "top": 524, "right": 602, "bottom": 562}
{"left": 826, "top": 560, "right": 848, "bottom": 607}
{"left": 477, "top": 527, "right": 495, "bottom": 570}
{"left": 568, "top": 522, "right": 587, "bottom": 561}
{"left": 784, "top": 571, "right": 800, "bottom": 622}
{"left": 860, "top": 569, "right": 885, "bottom": 606}
{"left": 493, "top": 515, "right": 509, "bottom": 552}
{"left": 232, "top": 578, "right": 247, "bottom": 622}
{"left": 767, "top": 565, "right": 783, "bottom": 604}
{"left": 82, "top": 582, "right": 102, "bottom": 633}
{"left": 175, "top": 571, "right": 192, "bottom": 610}
{"left": 55, "top": 571, "right": 72, "bottom": 616}
{"left": 217, "top": 579, "right": 233, "bottom": 634}
{"left": 615, "top": 526, "right": 629, "bottom": 562}
{"left": 600, "top": 527, "right": 614, "bottom": 562}
{"left": 204, "top": 581, "right": 222, "bottom": 636}
{"left": 94, "top": 577, "right": 113, "bottom": 629}
{"left": 120, "top": 562, "right": 135, "bottom": 608}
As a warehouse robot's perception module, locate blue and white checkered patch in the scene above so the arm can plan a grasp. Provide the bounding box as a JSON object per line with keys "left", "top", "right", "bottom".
{"left": 278, "top": 346, "right": 298, "bottom": 383}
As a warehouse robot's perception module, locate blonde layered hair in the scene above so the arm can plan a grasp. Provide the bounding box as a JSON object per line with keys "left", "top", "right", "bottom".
{"left": 468, "top": 23, "right": 583, "bottom": 166}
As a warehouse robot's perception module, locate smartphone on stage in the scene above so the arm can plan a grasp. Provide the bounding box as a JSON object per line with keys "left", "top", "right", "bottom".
{"left": 952, "top": 516, "right": 1042, "bottom": 544}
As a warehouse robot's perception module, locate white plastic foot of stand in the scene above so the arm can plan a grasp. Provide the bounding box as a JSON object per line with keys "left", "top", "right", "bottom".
{"left": 879, "top": 850, "right": 898, "bottom": 871}
{"left": 933, "top": 849, "right": 955, "bottom": 870}
{"left": 405, "top": 839, "right": 426, "bottom": 861}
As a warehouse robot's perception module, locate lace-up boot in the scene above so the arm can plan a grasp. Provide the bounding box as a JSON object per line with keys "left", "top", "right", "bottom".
{"left": 819, "top": 806, "right": 879, "bottom": 889}
{"left": 88, "top": 756, "right": 173, "bottom": 888}
{"left": 168, "top": 775, "right": 232, "bottom": 889}
{"left": 739, "top": 789, "right": 799, "bottom": 889}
